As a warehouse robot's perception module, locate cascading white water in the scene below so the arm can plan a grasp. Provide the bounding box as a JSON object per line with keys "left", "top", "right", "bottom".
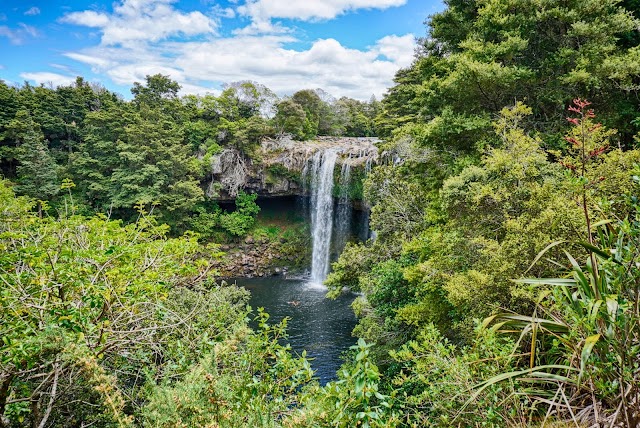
{"left": 365, "top": 157, "right": 373, "bottom": 174}
{"left": 334, "top": 161, "right": 352, "bottom": 253}
{"left": 309, "top": 149, "right": 338, "bottom": 286}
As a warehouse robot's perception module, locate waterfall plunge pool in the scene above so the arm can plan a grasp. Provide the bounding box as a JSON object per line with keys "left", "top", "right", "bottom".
{"left": 230, "top": 147, "right": 375, "bottom": 384}
{"left": 233, "top": 276, "right": 357, "bottom": 384}
{"left": 227, "top": 194, "right": 367, "bottom": 383}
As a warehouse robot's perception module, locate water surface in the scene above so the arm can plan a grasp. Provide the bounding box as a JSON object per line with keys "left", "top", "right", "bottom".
{"left": 233, "top": 276, "right": 357, "bottom": 384}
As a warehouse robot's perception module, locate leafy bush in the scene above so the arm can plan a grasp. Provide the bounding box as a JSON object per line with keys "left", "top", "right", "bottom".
{"left": 219, "top": 191, "right": 260, "bottom": 237}
{"left": 297, "top": 339, "right": 400, "bottom": 428}
{"left": 480, "top": 101, "right": 640, "bottom": 426}
{"left": 389, "top": 324, "right": 523, "bottom": 427}
{"left": 142, "top": 310, "right": 317, "bottom": 428}
{"left": 187, "top": 191, "right": 260, "bottom": 240}
{"left": 0, "top": 180, "right": 252, "bottom": 427}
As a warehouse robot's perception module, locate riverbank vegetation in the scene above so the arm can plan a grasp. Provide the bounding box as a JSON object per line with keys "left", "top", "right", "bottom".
{"left": 2, "top": 0, "right": 640, "bottom": 426}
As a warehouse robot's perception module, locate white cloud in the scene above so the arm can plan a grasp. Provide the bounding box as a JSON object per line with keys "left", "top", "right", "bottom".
{"left": 63, "top": 52, "right": 112, "bottom": 68}
{"left": 237, "top": 0, "right": 406, "bottom": 21}
{"left": 64, "top": 10, "right": 110, "bottom": 27}
{"left": 50, "top": 63, "right": 73, "bottom": 72}
{"left": 19, "top": 23, "right": 38, "bottom": 38}
{"left": 373, "top": 34, "right": 415, "bottom": 67}
{"left": 61, "top": 0, "right": 217, "bottom": 45}
{"left": 65, "top": 32, "right": 415, "bottom": 99}
{"left": 0, "top": 23, "right": 39, "bottom": 45}
{"left": 24, "top": 7, "right": 41, "bottom": 16}
{"left": 0, "top": 26, "right": 20, "bottom": 44}
{"left": 233, "top": 19, "right": 291, "bottom": 35}
{"left": 59, "top": 0, "right": 416, "bottom": 99}
{"left": 179, "top": 81, "right": 219, "bottom": 96}
{"left": 211, "top": 5, "right": 236, "bottom": 19}
{"left": 20, "top": 72, "right": 77, "bottom": 87}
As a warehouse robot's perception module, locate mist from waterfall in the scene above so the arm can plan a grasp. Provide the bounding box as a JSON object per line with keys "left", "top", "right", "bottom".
{"left": 309, "top": 149, "right": 338, "bottom": 286}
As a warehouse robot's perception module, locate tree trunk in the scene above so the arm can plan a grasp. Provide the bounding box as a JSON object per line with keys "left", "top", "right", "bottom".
{"left": 0, "top": 373, "right": 14, "bottom": 428}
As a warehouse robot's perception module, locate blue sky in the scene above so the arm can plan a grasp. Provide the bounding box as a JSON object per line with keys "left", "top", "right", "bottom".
{"left": 0, "top": 0, "right": 443, "bottom": 100}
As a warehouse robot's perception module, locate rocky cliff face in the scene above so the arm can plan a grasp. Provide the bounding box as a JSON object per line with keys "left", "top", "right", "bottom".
{"left": 206, "top": 136, "right": 379, "bottom": 200}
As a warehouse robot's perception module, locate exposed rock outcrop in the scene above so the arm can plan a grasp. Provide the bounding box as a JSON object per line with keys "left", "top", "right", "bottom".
{"left": 213, "top": 233, "right": 311, "bottom": 278}
{"left": 207, "top": 136, "right": 379, "bottom": 200}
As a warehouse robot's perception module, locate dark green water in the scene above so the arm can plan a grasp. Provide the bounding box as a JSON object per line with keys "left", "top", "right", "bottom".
{"left": 232, "top": 276, "right": 357, "bottom": 384}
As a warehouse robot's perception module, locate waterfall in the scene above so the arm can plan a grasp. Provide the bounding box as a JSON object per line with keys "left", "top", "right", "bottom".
{"left": 309, "top": 149, "right": 338, "bottom": 286}
{"left": 365, "top": 157, "right": 373, "bottom": 175}
{"left": 303, "top": 142, "right": 376, "bottom": 286}
{"left": 301, "top": 158, "right": 311, "bottom": 222}
{"left": 334, "top": 161, "right": 352, "bottom": 253}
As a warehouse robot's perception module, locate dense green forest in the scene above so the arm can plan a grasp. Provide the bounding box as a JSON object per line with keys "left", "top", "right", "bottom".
{"left": 3, "top": 0, "right": 640, "bottom": 426}
{"left": 0, "top": 76, "right": 378, "bottom": 236}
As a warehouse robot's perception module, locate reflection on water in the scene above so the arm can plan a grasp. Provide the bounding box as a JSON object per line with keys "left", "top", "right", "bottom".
{"left": 233, "top": 276, "right": 357, "bottom": 385}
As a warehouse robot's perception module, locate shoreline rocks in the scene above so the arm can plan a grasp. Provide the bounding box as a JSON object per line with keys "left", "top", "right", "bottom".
{"left": 213, "top": 235, "right": 310, "bottom": 279}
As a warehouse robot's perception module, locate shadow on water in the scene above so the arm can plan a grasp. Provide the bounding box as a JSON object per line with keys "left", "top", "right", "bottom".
{"left": 233, "top": 276, "right": 357, "bottom": 385}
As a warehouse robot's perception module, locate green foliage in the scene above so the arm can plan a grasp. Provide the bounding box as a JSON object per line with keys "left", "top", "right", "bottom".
{"left": 333, "top": 164, "right": 366, "bottom": 200}
{"left": 272, "top": 90, "right": 378, "bottom": 139}
{"left": 189, "top": 192, "right": 261, "bottom": 240}
{"left": 0, "top": 180, "right": 325, "bottom": 427}
{"left": 326, "top": 242, "right": 375, "bottom": 293}
{"left": 329, "top": 90, "right": 640, "bottom": 426}
{"left": 142, "top": 310, "right": 317, "bottom": 428}
{"left": 367, "top": 259, "right": 414, "bottom": 320}
{"left": 379, "top": 0, "right": 640, "bottom": 146}
{"left": 485, "top": 206, "right": 640, "bottom": 425}
{"left": 110, "top": 106, "right": 203, "bottom": 216}
{"left": 0, "top": 80, "right": 19, "bottom": 132}
{"left": 220, "top": 81, "right": 278, "bottom": 120}
{"left": 336, "top": 96, "right": 380, "bottom": 137}
{"left": 291, "top": 90, "right": 323, "bottom": 137}
{"left": 390, "top": 324, "right": 525, "bottom": 427}
{"left": 405, "top": 108, "right": 492, "bottom": 152}
{"left": 2, "top": 0, "right": 640, "bottom": 423}
{"left": 473, "top": 109, "right": 640, "bottom": 424}
{"left": 274, "top": 99, "right": 307, "bottom": 139}
{"left": 266, "top": 164, "right": 302, "bottom": 184}
{"left": 1, "top": 76, "right": 373, "bottom": 236}
{"left": 219, "top": 211, "right": 254, "bottom": 237}
{"left": 8, "top": 110, "right": 59, "bottom": 202}
{"left": 131, "top": 74, "right": 180, "bottom": 109}
{"left": 217, "top": 115, "right": 274, "bottom": 156}
{"left": 219, "top": 191, "right": 260, "bottom": 236}
{"left": 182, "top": 119, "right": 218, "bottom": 153}
{"left": 187, "top": 206, "right": 222, "bottom": 243}
{"left": 301, "top": 339, "right": 399, "bottom": 428}
{"left": 0, "top": 180, "right": 236, "bottom": 426}
{"left": 364, "top": 164, "right": 432, "bottom": 243}
{"left": 334, "top": 101, "right": 640, "bottom": 390}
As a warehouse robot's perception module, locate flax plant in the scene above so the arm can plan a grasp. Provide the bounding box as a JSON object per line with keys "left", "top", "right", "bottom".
{"left": 476, "top": 102, "right": 640, "bottom": 426}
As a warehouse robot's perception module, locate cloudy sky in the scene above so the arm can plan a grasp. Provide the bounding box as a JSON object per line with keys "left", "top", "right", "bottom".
{"left": 0, "top": 0, "right": 443, "bottom": 100}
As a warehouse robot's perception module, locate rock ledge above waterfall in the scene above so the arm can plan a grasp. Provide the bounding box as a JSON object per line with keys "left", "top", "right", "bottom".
{"left": 207, "top": 136, "right": 379, "bottom": 200}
